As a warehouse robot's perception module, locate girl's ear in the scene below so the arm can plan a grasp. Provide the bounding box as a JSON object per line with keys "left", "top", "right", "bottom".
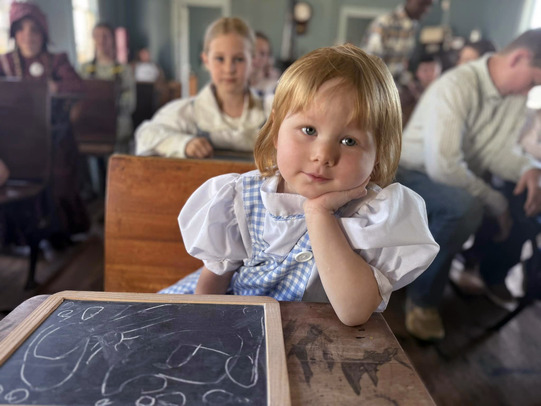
{"left": 201, "top": 51, "right": 209, "bottom": 70}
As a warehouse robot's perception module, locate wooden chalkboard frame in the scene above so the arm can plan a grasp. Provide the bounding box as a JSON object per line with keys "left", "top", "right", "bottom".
{"left": 0, "top": 290, "right": 291, "bottom": 405}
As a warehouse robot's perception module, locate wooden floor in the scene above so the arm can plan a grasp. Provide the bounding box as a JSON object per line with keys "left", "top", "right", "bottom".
{"left": 1, "top": 198, "right": 540, "bottom": 406}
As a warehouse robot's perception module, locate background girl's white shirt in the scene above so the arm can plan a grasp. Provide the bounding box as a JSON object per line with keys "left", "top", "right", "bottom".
{"left": 135, "top": 84, "right": 272, "bottom": 157}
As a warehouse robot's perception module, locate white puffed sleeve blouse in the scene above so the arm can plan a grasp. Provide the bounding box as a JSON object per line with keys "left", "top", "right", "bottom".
{"left": 179, "top": 170, "right": 439, "bottom": 311}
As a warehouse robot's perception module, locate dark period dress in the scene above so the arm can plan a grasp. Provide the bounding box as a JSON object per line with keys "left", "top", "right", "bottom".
{"left": 0, "top": 49, "right": 90, "bottom": 246}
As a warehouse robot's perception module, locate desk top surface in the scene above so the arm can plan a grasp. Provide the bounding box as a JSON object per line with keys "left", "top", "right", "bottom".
{"left": 0, "top": 294, "right": 434, "bottom": 405}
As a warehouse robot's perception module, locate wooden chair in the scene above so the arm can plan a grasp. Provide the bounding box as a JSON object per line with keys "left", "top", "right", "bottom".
{"left": 131, "top": 81, "right": 156, "bottom": 130}
{"left": 71, "top": 79, "right": 118, "bottom": 156}
{"left": 104, "top": 154, "right": 256, "bottom": 293}
{"left": 0, "top": 79, "right": 51, "bottom": 288}
{"left": 71, "top": 79, "right": 118, "bottom": 197}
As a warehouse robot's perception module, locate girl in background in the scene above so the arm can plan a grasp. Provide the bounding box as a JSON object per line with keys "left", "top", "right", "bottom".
{"left": 162, "top": 44, "right": 438, "bottom": 326}
{"left": 249, "top": 31, "right": 280, "bottom": 96}
{"left": 135, "top": 17, "right": 271, "bottom": 159}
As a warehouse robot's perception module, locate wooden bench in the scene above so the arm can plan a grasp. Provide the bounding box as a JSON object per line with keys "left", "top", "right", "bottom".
{"left": 131, "top": 81, "right": 156, "bottom": 130}
{"left": 104, "top": 154, "right": 256, "bottom": 293}
{"left": 71, "top": 79, "right": 118, "bottom": 156}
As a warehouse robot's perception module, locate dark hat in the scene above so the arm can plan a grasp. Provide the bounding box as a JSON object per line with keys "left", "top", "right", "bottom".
{"left": 9, "top": 2, "right": 49, "bottom": 41}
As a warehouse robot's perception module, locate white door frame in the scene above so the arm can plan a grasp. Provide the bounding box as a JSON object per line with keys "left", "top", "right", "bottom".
{"left": 336, "top": 6, "right": 391, "bottom": 45}
{"left": 173, "top": 0, "right": 231, "bottom": 98}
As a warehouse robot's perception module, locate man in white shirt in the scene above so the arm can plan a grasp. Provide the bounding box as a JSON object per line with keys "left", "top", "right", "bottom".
{"left": 397, "top": 29, "right": 541, "bottom": 341}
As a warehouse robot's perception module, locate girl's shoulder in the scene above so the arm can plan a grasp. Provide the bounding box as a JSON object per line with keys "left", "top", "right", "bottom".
{"left": 197, "top": 169, "right": 262, "bottom": 193}
{"left": 186, "top": 170, "right": 262, "bottom": 214}
{"left": 155, "top": 93, "right": 198, "bottom": 117}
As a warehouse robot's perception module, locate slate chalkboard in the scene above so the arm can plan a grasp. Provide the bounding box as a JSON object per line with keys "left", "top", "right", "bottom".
{"left": 0, "top": 291, "right": 289, "bottom": 406}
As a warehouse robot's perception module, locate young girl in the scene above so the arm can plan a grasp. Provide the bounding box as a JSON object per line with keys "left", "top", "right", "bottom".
{"left": 162, "top": 44, "right": 438, "bottom": 326}
{"left": 135, "top": 17, "right": 271, "bottom": 159}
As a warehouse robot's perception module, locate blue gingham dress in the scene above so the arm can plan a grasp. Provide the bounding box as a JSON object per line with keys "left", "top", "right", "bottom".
{"left": 160, "top": 175, "right": 315, "bottom": 301}
{"left": 161, "top": 171, "right": 440, "bottom": 311}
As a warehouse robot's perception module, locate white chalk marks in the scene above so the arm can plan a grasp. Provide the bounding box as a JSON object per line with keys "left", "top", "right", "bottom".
{"left": 0, "top": 301, "right": 267, "bottom": 405}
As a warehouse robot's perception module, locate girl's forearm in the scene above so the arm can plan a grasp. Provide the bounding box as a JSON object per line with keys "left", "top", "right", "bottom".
{"left": 305, "top": 209, "right": 382, "bottom": 326}
{"left": 195, "top": 266, "right": 233, "bottom": 294}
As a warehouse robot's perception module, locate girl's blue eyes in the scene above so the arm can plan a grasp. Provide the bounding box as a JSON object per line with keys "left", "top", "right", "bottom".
{"left": 214, "top": 57, "right": 245, "bottom": 63}
{"left": 301, "top": 127, "right": 357, "bottom": 146}
{"left": 341, "top": 138, "right": 357, "bottom": 146}
{"left": 301, "top": 127, "right": 316, "bottom": 135}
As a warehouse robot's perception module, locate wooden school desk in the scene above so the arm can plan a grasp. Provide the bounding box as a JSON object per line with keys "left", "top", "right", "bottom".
{"left": 0, "top": 294, "right": 435, "bottom": 405}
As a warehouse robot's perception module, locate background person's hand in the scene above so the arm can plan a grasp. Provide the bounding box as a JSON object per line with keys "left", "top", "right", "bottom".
{"left": 514, "top": 168, "right": 541, "bottom": 217}
{"left": 185, "top": 137, "right": 214, "bottom": 158}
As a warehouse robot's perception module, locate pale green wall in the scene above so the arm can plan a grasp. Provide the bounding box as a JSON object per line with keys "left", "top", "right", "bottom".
{"left": 38, "top": 0, "right": 531, "bottom": 80}
{"left": 33, "top": 0, "right": 78, "bottom": 65}
{"left": 450, "top": 0, "right": 528, "bottom": 49}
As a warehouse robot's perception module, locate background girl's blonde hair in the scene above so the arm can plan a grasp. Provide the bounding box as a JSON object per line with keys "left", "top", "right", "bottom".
{"left": 203, "top": 17, "right": 255, "bottom": 55}
{"left": 254, "top": 43, "right": 402, "bottom": 187}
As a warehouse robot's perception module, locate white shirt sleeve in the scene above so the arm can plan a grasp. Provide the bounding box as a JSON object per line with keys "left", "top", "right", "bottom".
{"left": 339, "top": 183, "right": 439, "bottom": 311}
{"left": 178, "top": 174, "right": 247, "bottom": 274}
{"left": 135, "top": 98, "right": 197, "bottom": 158}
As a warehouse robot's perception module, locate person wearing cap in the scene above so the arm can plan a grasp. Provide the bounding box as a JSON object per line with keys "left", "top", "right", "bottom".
{"left": 0, "top": 1, "right": 89, "bottom": 249}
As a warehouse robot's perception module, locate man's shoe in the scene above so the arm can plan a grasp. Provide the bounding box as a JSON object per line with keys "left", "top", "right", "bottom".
{"left": 485, "top": 283, "right": 518, "bottom": 311}
{"left": 405, "top": 299, "right": 445, "bottom": 342}
{"left": 449, "top": 263, "right": 486, "bottom": 295}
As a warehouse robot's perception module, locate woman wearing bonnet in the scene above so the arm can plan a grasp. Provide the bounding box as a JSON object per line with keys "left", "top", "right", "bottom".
{"left": 0, "top": 1, "right": 89, "bottom": 249}
{"left": 0, "top": 1, "right": 82, "bottom": 93}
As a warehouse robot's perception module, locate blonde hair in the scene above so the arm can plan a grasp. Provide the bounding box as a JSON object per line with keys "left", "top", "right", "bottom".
{"left": 203, "top": 17, "right": 255, "bottom": 55}
{"left": 254, "top": 43, "right": 402, "bottom": 187}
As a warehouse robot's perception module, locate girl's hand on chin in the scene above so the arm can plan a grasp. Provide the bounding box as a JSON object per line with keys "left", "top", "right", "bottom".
{"left": 304, "top": 177, "right": 370, "bottom": 215}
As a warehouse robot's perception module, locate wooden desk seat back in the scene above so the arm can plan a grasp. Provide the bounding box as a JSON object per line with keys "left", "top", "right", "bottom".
{"left": 132, "top": 81, "right": 155, "bottom": 129}
{"left": 71, "top": 79, "right": 117, "bottom": 155}
{"left": 0, "top": 79, "right": 50, "bottom": 203}
{"left": 0, "top": 79, "right": 50, "bottom": 181}
{"left": 105, "top": 154, "right": 256, "bottom": 293}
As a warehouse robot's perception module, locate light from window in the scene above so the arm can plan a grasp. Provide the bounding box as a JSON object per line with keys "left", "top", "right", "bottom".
{"left": 531, "top": 0, "right": 541, "bottom": 28}
{"left": 72, "top": 0, "right": 98, "bottom": 66}
{"left": 0, "top": 0, "right": 13, "bottom": 55}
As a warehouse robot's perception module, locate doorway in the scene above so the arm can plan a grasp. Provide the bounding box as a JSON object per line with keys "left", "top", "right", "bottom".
{"left": 174, "top": 0, "right": 231, "bottom": 98}
{"left": 336, "top": 6, "right": 391, "bottom": 46}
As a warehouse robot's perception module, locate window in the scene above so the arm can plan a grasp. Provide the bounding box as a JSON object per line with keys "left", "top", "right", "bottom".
{"left": 72, "top": 0, "right": 98, "bottom": 66}
{"left": 530, "top": 0, "right": 541, "bottom": 28}
{"left": 0, "top": 0, "right": 13, "bottom": 55}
